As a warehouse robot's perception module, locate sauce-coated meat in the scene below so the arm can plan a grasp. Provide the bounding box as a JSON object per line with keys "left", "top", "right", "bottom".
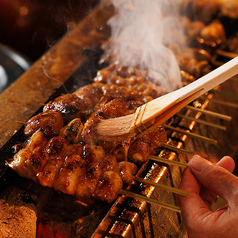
{"left": 43, "top": 94, "right": 88, "bottom": 122}
{"left": 24, "top": 110, "right": 64, "bottom": 138}
{"left": 8, "top": 63, "right": 170, "bottom": 204}
{"left": 93, "top": 171, "right": 123, "bottom": 203}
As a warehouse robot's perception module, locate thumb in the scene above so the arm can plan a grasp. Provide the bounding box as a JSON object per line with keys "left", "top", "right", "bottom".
{"left": 216, "top": 156, "right": 235, "bottom": 173}
{"left": 188, "top": 155, "right": 238, "bottom": 205}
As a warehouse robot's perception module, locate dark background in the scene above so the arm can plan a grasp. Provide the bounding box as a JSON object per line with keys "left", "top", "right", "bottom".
{"left": 0, "top": 0, "right": 99, "bottom": 62}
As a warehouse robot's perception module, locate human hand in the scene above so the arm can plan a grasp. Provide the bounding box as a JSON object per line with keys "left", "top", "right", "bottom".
{"left": 177, "top": 155, "right": 238, "bottom": 238}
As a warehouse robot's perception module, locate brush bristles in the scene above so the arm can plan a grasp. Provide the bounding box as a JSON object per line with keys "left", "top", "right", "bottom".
{"left": 95, "top": 114, "right": 135, "bottom": 141}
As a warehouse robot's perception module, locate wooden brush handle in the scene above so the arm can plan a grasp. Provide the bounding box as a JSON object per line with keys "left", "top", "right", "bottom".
{"left": 131, "top": 56, "right": 238, "bottom": 130}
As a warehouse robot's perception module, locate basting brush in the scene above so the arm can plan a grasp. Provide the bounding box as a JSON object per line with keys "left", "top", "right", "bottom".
{"left": 95, "top": 57, "right": 238, "bottom": 142}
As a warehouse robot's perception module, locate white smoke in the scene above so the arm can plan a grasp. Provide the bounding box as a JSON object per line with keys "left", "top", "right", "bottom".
{"left": 106, "top": 0, "right": 185, "bottom": 91}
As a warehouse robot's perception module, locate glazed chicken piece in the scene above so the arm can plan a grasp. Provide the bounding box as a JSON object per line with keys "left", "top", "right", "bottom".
{"left": 54, "top": 154, "right": 86, "bottom": 196}
{"left": 7, "top": 130, "right": 49, "bottom": 181}
{"left": 37, "top": 155, "right": 64, "bottom": 187}
{"left": 7, "top": 147, "right": 33, "bottom": 180}
{"left": 101, "top": 155, "right": 137, "bottom": 184}
{"left": 45, "top": 136, "right": 68, "bottom": 155}
{"left": 7, "top": 146, "right": 49, "bottom": 183}
{"left": 43, "top": 94, "right": 88, "bottom": 123}
{"left": 94, "top": 64, "right": 167, "bottom": 98}
{"left": 118, "top": 161, "right": 137, "bottom": 184}
{"left": 128, "top": 139, "right": 151, "bottom": 164}
{"left": 75, "top": 145, "right": 105, "bottom": 202}
{"left": 128, "top": 126, "right": 167, "bottom": 164}
{"left": 199, "top": 20, "right": 226, "bottom": 46}
{"left": 61, "top": 144, "right": 84, "bottom": 160}
{"left": 93, "top": 171, "right": 123, "bottom": 203}
{"left": 73, "top": 83, "right": 103, "bottom": 109}
{"left": 27, "top": 130, "right": 48, "bottom": 152}
{"left": 43, "top": 83, "right": 103, "bottom": 123}
{"left": 24, "top": 110, "right": 64, "bottom": 138}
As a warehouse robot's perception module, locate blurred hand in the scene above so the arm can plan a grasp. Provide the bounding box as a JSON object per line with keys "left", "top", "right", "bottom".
{"left": 177, "top": 155, "right": 238, "bottom": 238}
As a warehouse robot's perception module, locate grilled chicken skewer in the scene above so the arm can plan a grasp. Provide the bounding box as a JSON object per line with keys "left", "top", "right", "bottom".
{"left": 95, "top": 56, "right": 238, "bottom": 141}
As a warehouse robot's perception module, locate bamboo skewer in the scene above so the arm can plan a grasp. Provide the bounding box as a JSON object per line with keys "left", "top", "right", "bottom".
{"left": 216, "top": 49, "right": 238, "bottom": 59}
{"left": 200, "top": 96, "right": 238, "bottom": 108}
{"left": 176, "top": 113, "right": 227, "bottom": 130}
{"left": 210, "top": 89, "right": 238, "bottom": 100}
{"left": 150, "top": 155, "right": 187, "bottom": 168}
{"left": 184, "top": 105, "right": 232, "bottom": 121}
{"left": 133, "top": 176, "right": 189, "bottom": 196}
{"left": 160, "top": 142, "right": 193, "bottom": 155}
{"left": 119, "top": 190, "right": 182, "bottom": 212}
{"left": 16, "top": 121, "right": 27, "bottom": 125}
{"left": 164, "top": 124, "right": 217, "bottom": 144}
{"left": 95, "top": 57, "right": 238, "bottom": 142}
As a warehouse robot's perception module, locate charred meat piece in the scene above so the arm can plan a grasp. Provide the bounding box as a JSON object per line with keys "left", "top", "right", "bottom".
{"left": 128, "top": 126, "right": 167, "bottom": 164}
{"left": 81, "top": 99, "right": 136, "bottom": 145}
{"left": 93, "top": 171, "right": 123, "bottom": 203}
{"left": 128, "top": 138, "right": 151, "bottom": 164}
{"left": 118, "top": 161, "right": 137, "bottom": 184}
{"left": 45, "top": 136, "right": 68, "bottom": 155}
{"left": 24, "top": 110, "right": 64, "bottom": 138}
{"left": 95, "top": 64, "right": 167, "bottom": 98}
{"left": 37, "top": 155, "right": 64, "bottom": 187}
{"left": 7, "top": 147, "right": 33, "bottom": 180}
{"left": 26, "top": 146, "right": 49, "bottom": 181}
{"left": 61, "top": 144, "right": 83, "bottom": 160}
{"left": 43, "top": 94, "right": 88, "bottom": 122}
{"left": 75, "top": 145, "right": 105, "bottom": 202}
{"left": 26, "top": 130, "right": 48, "bottom": 152}
{"left": 54, "top": 154, "right": 86, "bottom": 196}
{"left": 74, "top": 83, "right": 103, "bottom": 109}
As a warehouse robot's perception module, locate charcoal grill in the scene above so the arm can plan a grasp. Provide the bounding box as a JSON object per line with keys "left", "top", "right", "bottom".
{"left": 0, "top": 1, "right": 238, "bottom": 237}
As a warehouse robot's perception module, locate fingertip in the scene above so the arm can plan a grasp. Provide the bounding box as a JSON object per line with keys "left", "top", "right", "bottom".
{"left": 216, "top": 156, "right": 235, "bottom": 173}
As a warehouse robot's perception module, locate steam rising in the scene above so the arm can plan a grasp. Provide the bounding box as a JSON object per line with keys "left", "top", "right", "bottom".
{"left": 106, "top": 0, "right": 185, "bottom": 91}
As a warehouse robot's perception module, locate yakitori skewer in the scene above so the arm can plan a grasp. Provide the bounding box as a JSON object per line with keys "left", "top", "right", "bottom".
{"left": 95, "top": 57, "right": 238, "bottom": 142}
